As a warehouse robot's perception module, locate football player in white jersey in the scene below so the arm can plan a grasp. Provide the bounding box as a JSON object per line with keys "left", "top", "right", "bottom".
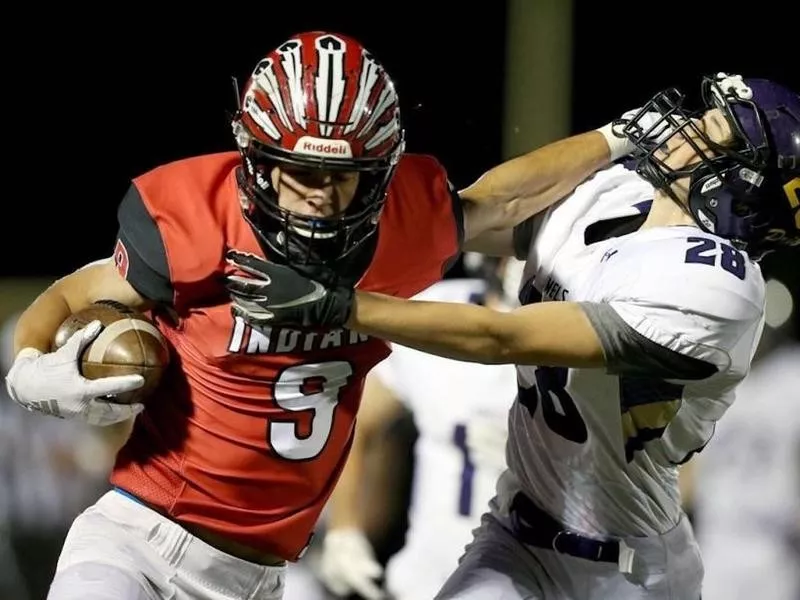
{"left": 230, "top": 73, "right": 800, "bottom": 599}
{"left": 316, "top": 256, "right": 523, "bottom": 600}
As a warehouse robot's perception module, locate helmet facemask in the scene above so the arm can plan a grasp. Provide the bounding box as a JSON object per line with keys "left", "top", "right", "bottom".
{"left": 234, "top": 119, "right": 403, "bottom": 284}
{"left": 619, "top": 74, "right": 799, "bottom": 256}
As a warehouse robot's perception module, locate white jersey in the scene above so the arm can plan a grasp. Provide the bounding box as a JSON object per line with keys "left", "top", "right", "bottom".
{"left": 502, "top": 163, "right": 766, "bottom": 538}
{"left": 373, "top": 279, "right": 519, "bottom": 600}
{"left": 693, "top": 343, "right": 800, "bottom": 600}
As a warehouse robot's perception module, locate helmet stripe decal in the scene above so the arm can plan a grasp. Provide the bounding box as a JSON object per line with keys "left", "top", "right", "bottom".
{"left": 358, "top": 83, "right": 397, "bottom": 139}
{"left": 365, "top": 119, "right": 399, "bottom": 151}
{"left": 253, "top": 59, "right": 293, "bottom": 132}
{"left": 277, "top": 40, "right": 307, "bottom": 129}
{"left": 315, "top": 35, "right": 347, "bottom": 137}
{"left": 242, "top": 87, "right": 281, "bottom": 141}
{"left": 345, "top": 52, "right": 380, "bottom": 135}
{"left": 238, "top": 31, "right": 402, "bottom": 160}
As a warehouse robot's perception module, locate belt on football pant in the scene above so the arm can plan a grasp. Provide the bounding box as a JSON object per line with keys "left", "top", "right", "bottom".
{"left": 509, "top": 492, "right": 630, "bottom": 567}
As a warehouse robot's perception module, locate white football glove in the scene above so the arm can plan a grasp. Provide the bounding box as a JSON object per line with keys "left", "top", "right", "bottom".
{"left": 598, "top": 107, "right": 684, "bottom": 161}
{"left": 4, "top": 320, "right": 145, "bottom": 426}
{"left": 319, "top": 528, "right": 385, "bottom": 600}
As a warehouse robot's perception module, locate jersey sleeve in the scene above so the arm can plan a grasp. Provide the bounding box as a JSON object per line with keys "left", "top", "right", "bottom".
{"left": 376, "top": 154, "right": 466, "bottom": 296}
{"left": 422, "top": 159, "right": 464, "bottom": 275}
{"left": 446, "top": 180, "right": 465, "bottom": 250}
{"left": 580, "top": 302, "right": 721, "bottom": 379}
{"left": 581, "top": 235, "right": 766, "bottom": 381}
{"left": 114, "top": 183, "right": 174, "bottom": 304}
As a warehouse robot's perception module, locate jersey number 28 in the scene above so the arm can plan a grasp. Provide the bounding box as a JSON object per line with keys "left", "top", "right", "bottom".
{"left": 684, "top": 236, "right": 746, "bottom": 280}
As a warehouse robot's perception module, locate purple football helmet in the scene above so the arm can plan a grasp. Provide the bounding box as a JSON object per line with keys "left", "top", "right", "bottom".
{"left": 620, "top": 73, "right": 800, "bottom": 258}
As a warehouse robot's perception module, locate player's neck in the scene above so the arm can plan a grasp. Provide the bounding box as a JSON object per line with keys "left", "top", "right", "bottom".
{"left": 639, "top": 191, "right": 696, "bottom": 231}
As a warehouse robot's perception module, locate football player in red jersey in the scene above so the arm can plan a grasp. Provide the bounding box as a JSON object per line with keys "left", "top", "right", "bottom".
{"left": 6, "top": 31, "right": 638, "bottom": 600}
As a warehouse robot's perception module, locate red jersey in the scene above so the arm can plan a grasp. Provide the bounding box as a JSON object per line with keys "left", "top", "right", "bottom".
{"left": 109, "top": 151, "right": 461, "bottom": 560}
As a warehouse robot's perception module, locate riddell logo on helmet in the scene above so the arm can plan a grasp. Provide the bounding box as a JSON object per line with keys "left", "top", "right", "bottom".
{"left": 295, "top": 136, "right": 353, "bottom": 158}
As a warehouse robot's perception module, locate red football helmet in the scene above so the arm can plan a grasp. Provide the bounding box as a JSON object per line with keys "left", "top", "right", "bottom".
{"left": 232, "top": 31, "right": 405, "bottom": 276}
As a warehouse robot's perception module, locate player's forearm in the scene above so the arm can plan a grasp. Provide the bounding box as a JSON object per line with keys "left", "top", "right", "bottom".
{"left": 461, "top": 131, "right": 611, "bottom": 234}
{"left": 348, "top": 292, "right": 514, "bottom": 364}
{"left": 14, "top": 261, "right": 151, "bottom": 357}
{"left": 347, "top": 293, "right": 605, "bottom": 368}
{"left": 14, "top": 266, "right": 101, "bottom": 355}
{"left": 14, "top": 286, "right": 75, "bottom": 355}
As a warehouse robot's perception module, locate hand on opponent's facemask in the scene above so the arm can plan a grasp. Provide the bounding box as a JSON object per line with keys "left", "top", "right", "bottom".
{"left": 224, "top": 250, "right": 355, "bottom": 329}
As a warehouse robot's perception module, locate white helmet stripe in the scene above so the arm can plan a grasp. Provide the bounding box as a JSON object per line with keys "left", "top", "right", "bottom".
{"left": 255, "top": 61, "right": 293, "bottom": 132}
{"left": 358, "top": 84, "right": 397, "bottom": 139}
{"left": 315, "top": 35, "right": 347, "bottom": 137}
{"left": 344, "top": 52, "right": 380, "bottom": 135}
{"left": 365, "top": 119, "right": 398, "bottom": 151}
{"left": 243, "top": 90, "right": 281, "bottom": 140}
{"left": 277, "top": 40, "right": 307, "bottom": 129}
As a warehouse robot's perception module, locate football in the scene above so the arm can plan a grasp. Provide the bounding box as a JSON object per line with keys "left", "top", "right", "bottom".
{"left": 52, "top": 300, "right": 170, "bottom": 404}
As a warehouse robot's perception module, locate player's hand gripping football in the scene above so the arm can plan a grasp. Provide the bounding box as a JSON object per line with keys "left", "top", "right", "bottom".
{"left": 224, "top": 250, "right": 354, "bottom": 328}
{"left": 319, "top": 528, "right": 386, "bottom": 600}
{"left": 4, "top": 321, "right": 145, "bottom": 426}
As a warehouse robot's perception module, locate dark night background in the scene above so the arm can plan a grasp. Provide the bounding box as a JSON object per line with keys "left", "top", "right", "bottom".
{"left": 4, "top": 2, "right": 796, "bottom": 326}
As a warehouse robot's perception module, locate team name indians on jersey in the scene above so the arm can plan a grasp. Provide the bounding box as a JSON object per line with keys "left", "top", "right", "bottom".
{"left": 227, "top": 317, "right": 370, "bottom": 355}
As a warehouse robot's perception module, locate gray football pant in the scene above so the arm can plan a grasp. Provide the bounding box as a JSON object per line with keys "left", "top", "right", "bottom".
{"left": 435, "top": 512, "right": 703, "bottom": 600}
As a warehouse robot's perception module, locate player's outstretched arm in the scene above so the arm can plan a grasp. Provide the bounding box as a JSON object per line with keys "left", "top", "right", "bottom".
{"left": 461, "top": 130, "right": 613, "bottom": 245}
{"left": 349, "top": 292, "right": 605, "bottom": 368}
{"left": 224, "top": 254, "right": 604, "bottom": 368}
{"left": 458, "top": 104, "right": 650, "bottom": 254}
{"left": 460, "top": 106, "right": 681, "bottom": 255}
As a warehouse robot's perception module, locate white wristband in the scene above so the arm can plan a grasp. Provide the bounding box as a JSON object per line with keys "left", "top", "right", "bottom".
{"left": 596, "top": 122, "right": 635, "bottom": 162}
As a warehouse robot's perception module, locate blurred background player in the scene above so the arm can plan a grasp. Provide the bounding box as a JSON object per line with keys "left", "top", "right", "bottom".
{"left": 314, "top": 254, "right": 523, "bottom": 600}
{"left": 688, "top": 277, "right": 800, "bottom": 600}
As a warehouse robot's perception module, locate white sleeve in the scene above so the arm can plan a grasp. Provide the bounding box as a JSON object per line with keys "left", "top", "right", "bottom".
{"left": 587, "top": 232, "right": 766, "bottom": 380}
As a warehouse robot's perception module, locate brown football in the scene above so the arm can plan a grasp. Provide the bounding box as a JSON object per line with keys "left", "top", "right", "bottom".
{"left": 52, "top": 300, "right": 170, "bottom": 404}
